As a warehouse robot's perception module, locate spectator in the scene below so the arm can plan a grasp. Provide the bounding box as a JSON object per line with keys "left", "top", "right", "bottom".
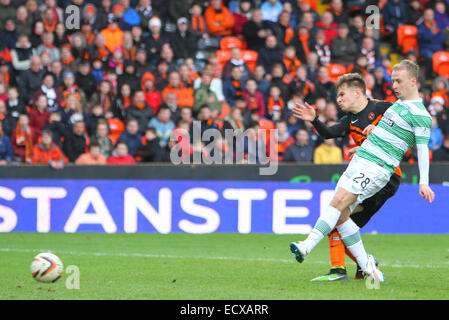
{"left": 223, "top": 66, "right": 246, "bottom": 106}
{"left": 315, "top": 10, "right": 338, "bottom": 47}
{"left": 315, "top": 66, "right": 336, "bottom": 102}
{"left": 260, "top": 0, "right": 283, "bottom": 23}
{"left": 194, "top": 72, "right": 221, "bottom": 116}
{"left": 117, "top": 118, "right": 143, "bottom": 157}
{"left": 222, "top": 47, "right": 251, "bottom": 81}
{"left": 429, "top": 116, "right": 443, "bottom": 151}
{"left": 282, "top": 128, "right": 314, "bottom": 162}
{"left": 62, "top": 120, "right": 88, "bottom": 162}
{"left": 125, "top": 90, "right": 154, "bottom": 133}
{"left": 242, "top": 9, "right": 273, "bottom": 51}
{"left": 433, "top": 136, "right": 449, "bottom": 161}
{"left": 0, "top": 100, "right": 15, "bottom": 137}
{"left": 15, "top": 6, "right": 32, "bottom": 37}
{"left": 274, "top": 120, "right": 294, "bottom": 161}
{"left": 169, "top": 17, "right": 198, "bottom": 61}
{"left": 360, "top": 37, "right": 381, "bottom": 72}
{"left": 11, "top": 113, "right": 38, "bottom": 163}
{"left": 189, "top": 3, "right": 207, "bottom": 38}
{"left": 92, "top": 119, "right": 114, "bottom": 158}
{"left": 313, "top": 138, "right": 342, "bottom": 164}
{"left": 241, "top": 79, "right": 266, "bottom": 117}
{"left": 136, "top": 0, "right": 157, "bottom": 31}
{"left": 283, "top": 46, "right": 301, "bottom": 83}
{"left": 107, "top": 140, "right": 136, "bottom": 164}
{"left": 117, "top": 60, "right": 140, "bottom": 92}
{"left": 76, "top": 60, "right": 98, "bottom": 100}
{"left": 139, "top": 126, "right": 165, "bottom": 162}
{"left": 205, "top": 0, "right": 234, "bottom": 37}
{"left": 0, "top": 0, "right": 16, "bottom": 31}
{"left": 145, "top": 17, "right": 168, "bottom": 64}
{"left": 382, "top": 0, "right": 409, "bottom": 35}
{"left": 0, "top": 120, "right": 13, "bottom": 164}
{"left": 0, "top": 19, "right": 18, "bottom": 50}
{"left": 29, "top": 94, "right": 50, "bottom": 136}
{"left": 62, "top": 92, "right": 90, "bottom": 130}
{"left": 90, "top": 80, "right": 118, "bottom": 119}
{"left": 32, "top": 72, "right": 62, "bottom": 112}
{"left": 11, "top": 34, "right": 35, "bottom": 72}
{"left": 266, "top": 85, "right": 284, "bottom": 121}
{"left": 232, "top": 0, "right": 251, "bottom": 36}
{"left": 257, "top": 35, "right": 284, "bottom": 74}
{"left": 75, "top": 141, "right": 107, "bottom": 165}
{"left": 6, "top": 87, "right": 27, "bottom": 122}
{"left": 162, "top": 71, "right": 195, "bottom": 109}
{"left": 148, "top": 106, "right": 175, "bottom": 147}
{"left": 121, "top": 0, "right": 141, "bottom": 29}
{"left": 141, "top": 72, "right": 161, "bottom": 114}
{"left": 83, "top": 3, "right": 108, "bottom": 32}
{"left": 418, "top": 8, "right": 446, "bottom": 79}
{"left": 42, "top": 111, "right": 67, "bottom": 146}
{"left": 330, "top": 23, "right": 357, "bottom": 67}
{"left": 167, "top": 0, "right": 192, "bottom": 25}
{"left": 253, "top": 64, "right": 270, "bottom": 99}
{"left": 36, "top": 32, "right": 60, "bottom": 63}
{"left": 17, "top": 56, "right": 44, "bottom": 104}
{"left": 101, "top": 16, "right": 124, "bottom": 53}
{"left": 31, "top": 130, "right": 67, "bottom": 168}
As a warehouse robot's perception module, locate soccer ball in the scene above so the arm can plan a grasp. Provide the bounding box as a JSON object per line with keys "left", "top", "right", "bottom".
{"left": 30, "top": 253, "right": 63, "bottom": 283}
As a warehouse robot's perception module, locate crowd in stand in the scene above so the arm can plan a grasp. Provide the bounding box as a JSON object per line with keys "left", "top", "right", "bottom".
{"left": 0, "top": 0, "right": 449, "bottom": 168}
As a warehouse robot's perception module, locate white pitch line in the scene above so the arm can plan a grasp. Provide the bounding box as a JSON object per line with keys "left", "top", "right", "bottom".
{"left": 0, "top": 248, "right": 446, "bottom": 269}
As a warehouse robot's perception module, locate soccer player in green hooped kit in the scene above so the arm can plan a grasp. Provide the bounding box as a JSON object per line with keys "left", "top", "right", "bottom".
{"left": 293, "top": 73, "right": 401, "bottom": 281}
{"left": 290, "top": 60, "right": 435, "bottom": 282}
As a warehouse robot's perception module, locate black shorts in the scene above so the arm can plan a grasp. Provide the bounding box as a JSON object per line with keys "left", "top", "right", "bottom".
{"left": 350, "top": 173, "right": 401, "bottom": 228}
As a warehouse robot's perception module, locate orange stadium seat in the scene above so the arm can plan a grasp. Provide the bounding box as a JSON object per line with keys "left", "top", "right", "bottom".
{"left": 241, "top": 50, "right": 258, "bottom": 73}
{"left": 220, "top": 36, "right": 244, "bottom": 50}
{"left": 218, "top": 103, "right": 231, "bottom": 119}
{"left": 216, "top": 49, "right": 231, "bottom": 71}
{"left": 397, "top": 25, "right": 418, "bottom": 54}
{"left": 327, "top": 63, "right": 346, "bottom": 83}
{"left": 433, "top": 51, "right": 449, "bottom": 79}
{"left": 107, "top": 118, "right": 125, "bottom": 145}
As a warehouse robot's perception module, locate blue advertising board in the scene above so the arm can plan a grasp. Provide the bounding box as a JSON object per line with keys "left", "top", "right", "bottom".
{"left": 0, "top": 179, "right": 447, "bottom": 234}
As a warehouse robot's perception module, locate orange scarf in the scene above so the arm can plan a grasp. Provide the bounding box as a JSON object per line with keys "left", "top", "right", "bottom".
{"left": 62, "top": 55, "right": 74, "bottom": 66}
{"left": 424, "top": 20, "right": 439, "bottom": 33}
{"left": 134, "top": 102, "right": 146, "bottom": 110}
{"left": 267, "top": 96, "right": 285, "bottom": 114}
{"left": 299, "top": 34, "right": 310, "bottom": 56}
{"left": 43, "top": 19, "right": 57, "bottom": 33}
{"left": 232, "top": 80, "right": 243, "bottom": 96}
{"left": 191, "top": 15, "right": 206, "bottom": 33}
{"left": 15, "top": 123, "right": 33, "bottom": 163}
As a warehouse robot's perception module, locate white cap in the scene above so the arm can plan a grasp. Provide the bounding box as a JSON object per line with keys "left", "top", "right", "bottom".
{"left": 149, "top": 17, "right": 161, "bottom": 28}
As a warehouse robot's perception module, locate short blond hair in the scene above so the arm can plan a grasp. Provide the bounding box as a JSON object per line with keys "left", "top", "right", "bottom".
{"left": 336, "top": 73, "right": 366, "bottom": 93}
{"left": 392, "top": 59, "right": 420, "bottom": 80}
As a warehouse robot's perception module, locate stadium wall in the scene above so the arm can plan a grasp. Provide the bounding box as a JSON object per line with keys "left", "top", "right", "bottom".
{"left": 1, "top": 164, "right": 448, "bottom": 234}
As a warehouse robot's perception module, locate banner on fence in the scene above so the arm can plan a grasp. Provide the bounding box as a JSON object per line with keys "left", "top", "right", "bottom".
{"left": 0, "top": 180, "right": 447, "bottom": 234}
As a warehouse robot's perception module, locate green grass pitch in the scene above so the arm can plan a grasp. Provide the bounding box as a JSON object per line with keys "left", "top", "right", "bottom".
{"left": 0, "top": 233, "right": 448, "bottom": 300}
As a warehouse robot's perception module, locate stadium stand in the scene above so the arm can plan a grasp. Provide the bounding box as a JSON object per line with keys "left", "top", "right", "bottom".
{"left": 0, "top": 0, "right": 448, "bottom": 168}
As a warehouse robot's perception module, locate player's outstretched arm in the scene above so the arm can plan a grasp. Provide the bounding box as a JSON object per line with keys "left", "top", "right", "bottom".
{"left": 292, "top": 103, "right": 348, "bottom": 139}
{"left": 416, "top": 144, "right": 435, "bottom": 203}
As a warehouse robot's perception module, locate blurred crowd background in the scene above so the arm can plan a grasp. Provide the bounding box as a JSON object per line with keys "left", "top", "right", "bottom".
{"left": 0, "top": 0, "right": 449, "bottom": 168}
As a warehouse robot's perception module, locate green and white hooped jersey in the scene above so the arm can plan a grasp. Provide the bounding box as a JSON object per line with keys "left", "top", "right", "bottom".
{"left": 356, "top": 99, "right": 431, "bottom": 174}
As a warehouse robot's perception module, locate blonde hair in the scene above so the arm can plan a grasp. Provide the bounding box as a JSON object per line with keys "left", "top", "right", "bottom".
{"left": 392, "top": 59, "right": 420, "bottom": 80}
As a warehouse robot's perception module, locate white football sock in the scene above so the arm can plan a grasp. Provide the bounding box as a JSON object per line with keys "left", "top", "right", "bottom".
{"left": 303, "top": 206, "right": 341, "bottom": 254}
{"left": 337, "top": 219, "right": 368, "bottom": 270}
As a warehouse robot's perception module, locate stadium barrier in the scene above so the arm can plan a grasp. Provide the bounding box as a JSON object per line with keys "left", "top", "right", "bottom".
{"left": 0, "top": 164, "right": 448, "bottom": 234}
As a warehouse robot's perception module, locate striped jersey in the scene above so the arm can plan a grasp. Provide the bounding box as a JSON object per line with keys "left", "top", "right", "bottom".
{"left": 356, "top": 99, "right": 431, "bottom": 173}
